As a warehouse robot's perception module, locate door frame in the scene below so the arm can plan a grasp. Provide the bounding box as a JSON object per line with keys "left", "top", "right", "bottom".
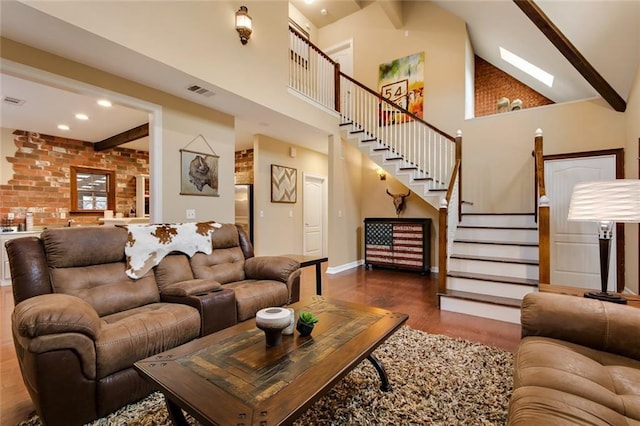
{"left": 302, "top": 173, "right": 327, "bottom": 257}
{"left": 544, "top": 148, "right": 625, "bottom": 292}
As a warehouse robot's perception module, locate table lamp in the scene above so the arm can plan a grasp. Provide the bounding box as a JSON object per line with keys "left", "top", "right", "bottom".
{"left": 567, "top": 179, "right": 640, "bottom": 304}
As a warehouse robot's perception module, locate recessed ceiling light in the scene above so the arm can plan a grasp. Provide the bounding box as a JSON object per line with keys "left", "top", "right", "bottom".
{"left": 75, "top": 113, "right": 89, "bottom": 120}
{"left": 304, "top": 0, "right": 314, "bottom": 4}
{"left": 499, "top": 47, "right": 554, "bottom": 87}
{"left": 97, "top": 99, "right": 112, "bottom": 107}
{"left": 57, "top": 124, "right": 70, "bottom": 131}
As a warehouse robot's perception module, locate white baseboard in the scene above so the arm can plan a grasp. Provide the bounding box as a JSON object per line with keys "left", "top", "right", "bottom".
{"left": 326, "top": 259, "right": 363, "bottom": 274}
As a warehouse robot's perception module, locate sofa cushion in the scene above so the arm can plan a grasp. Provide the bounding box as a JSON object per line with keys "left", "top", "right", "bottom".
{"left": 511, "top": 336, "right": 640, "bottom": 423}
{"left": 96, "top": 303, "right": 200, "bottom": 378}
{"left": 211, "top": 223, "right": 241, "bottom": 249}
{"left": 190, "top": 247, "right": 246, "bottom": 284}
{"left": 508, "top": 386, "right": 636, "bottom": 425}
{"left": 50, "top": 263, "right": 159, "bottom": 317}
{"left": 154, "top": 254, "right": 194, "bottom": 291}
{"left": 43, "top": 226, "right": 127, "bottom": 268}
{"left": 223, "top": 280, "right": 289, "bottom": 321}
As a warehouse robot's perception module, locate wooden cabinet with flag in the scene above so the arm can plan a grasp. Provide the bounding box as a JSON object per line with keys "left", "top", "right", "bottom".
{"left": 364, "top": 218, "right": 431, "bottom": 274}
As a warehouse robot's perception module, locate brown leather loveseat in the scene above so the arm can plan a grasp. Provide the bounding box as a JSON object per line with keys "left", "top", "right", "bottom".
{"left": 7, "top": 222, "right": 300, "bottom": 426}
{"left": 508, "top": 292, "right": 640, "bottom": 424}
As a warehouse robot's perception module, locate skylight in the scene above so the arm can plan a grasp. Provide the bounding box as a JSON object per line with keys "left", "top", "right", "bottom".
{"left": 499, "top": 47, "right": 554, "bottom": 87}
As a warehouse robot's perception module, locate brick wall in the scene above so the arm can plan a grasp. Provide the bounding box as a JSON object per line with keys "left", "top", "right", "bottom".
{"left": 235, "top": 149, "right": 254, "bottom": 184}
{"left": 475, "top": 55, "right": 554, "bottom": 117}
{"left": 0, "top": 130, "right": 149, "bottom": 228}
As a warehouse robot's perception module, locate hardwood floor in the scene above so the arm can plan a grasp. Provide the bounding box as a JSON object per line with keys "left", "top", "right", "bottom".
{"left": 0, "top": 265, "right": 521, "bottom": 426}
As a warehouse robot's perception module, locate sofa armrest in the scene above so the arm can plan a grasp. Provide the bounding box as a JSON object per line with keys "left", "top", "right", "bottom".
{"left": 12, "top": 293, "right": 101, "bottom": 340}
{"left": 12, "top": 294, "right": 100, "bottom": 380}
{"left": 244, "top": 256, "right": 300, "bottom": 283}
{"left": 521, "top": 292, "right": 640, "bottom": 360}
{"left": 160, "top": 279, "right": 222, "bottom": 297}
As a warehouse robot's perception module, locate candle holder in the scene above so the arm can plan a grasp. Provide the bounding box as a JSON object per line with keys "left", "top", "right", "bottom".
{"left": 255, "top": 307, "right": 291, "bottom": 347}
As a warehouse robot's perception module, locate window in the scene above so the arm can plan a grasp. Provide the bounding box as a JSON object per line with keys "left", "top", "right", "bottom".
{"left": 70, "top": 166, "right": 115, "bottom": 213}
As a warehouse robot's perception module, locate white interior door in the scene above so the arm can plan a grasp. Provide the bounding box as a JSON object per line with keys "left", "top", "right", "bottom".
{"left": 325, "top": 39, "right": 353, "bottom": 77}
{"left": 545, "top": 155, "right": 617, "bottom": 290}
{"left": 303, "top": 174, "right": 326, "bottom": 257}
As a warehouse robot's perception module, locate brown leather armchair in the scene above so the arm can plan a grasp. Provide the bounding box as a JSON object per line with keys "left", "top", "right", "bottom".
{"left": 508, "top": 292, "right": 640, "bottom": 425}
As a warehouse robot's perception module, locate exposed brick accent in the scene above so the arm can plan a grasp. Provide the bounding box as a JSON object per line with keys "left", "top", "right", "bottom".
{"left": 475, "top": 55, "right": 554, "bottom": 117}
{"left": 0, "top": 131, "right": 149, "bottom": 228}
{"left": 234, "top": 149, "right": 254, "bottom": 184}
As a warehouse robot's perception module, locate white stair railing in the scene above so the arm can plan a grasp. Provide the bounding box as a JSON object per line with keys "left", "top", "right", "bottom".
{"left": 338, "top": 74, "right": 456, "bottom": 188}
{"left": 289, "top": 27, "right": 337, "bottom": 111}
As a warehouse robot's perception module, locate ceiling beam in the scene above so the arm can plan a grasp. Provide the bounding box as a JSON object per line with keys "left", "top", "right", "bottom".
{"left": 378, "top": 0, "right": 404, "bottom": 29}
{"left": 94, "top": 123, "right": 149, "bottom": 151}
{"left": 514, "top": 0, "right": 626, "bottom": 112}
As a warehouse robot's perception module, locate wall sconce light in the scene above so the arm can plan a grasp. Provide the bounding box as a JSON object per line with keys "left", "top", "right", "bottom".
{"left": 376, "top": 167, "right": 387, "bottom": 181}
{"left": 235, "top": 6, "right": 252, "bottom": 45}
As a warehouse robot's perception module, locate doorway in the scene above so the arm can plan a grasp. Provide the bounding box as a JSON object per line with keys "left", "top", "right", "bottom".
{"left": 325, "top": 39, "right": 354, "bottom": 77}
{"left": 303, "top": 173, "right": 327, "bottom": 257}
{"left": 544, "top": 149, "right": 624, "bottom": 291}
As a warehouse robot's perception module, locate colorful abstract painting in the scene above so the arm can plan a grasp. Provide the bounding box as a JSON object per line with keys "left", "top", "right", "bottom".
{"left": 378, "top": 52, "right": 425, "bottom": 124}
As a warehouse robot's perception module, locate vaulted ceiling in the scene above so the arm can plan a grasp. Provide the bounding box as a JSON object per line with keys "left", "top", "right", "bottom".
{"left": 1, "top": 1, "right": 638, "bottom": 153}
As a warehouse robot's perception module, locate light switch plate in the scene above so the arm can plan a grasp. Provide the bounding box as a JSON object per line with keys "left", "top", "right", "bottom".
{"left": 186, "top": 209, "right": 196, "bottom": 219}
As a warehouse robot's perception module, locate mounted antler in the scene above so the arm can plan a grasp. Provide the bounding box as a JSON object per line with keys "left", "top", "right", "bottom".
{"left": 386, "top": 189, "right": 411, "bottom": 216}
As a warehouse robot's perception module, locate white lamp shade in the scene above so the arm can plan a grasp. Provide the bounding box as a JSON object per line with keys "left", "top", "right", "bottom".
{"left": 568, "top": 179, "right": 640, "bottom": 222}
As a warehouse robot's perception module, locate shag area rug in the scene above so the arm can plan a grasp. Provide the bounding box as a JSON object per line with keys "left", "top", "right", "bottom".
{"left": 19, "top": 327, "right": 514, "bottom": 425}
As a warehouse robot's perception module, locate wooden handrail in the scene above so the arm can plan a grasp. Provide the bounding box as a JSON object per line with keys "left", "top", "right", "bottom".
{"left": 338, "top": 72, "right": 455, "bottom": 142}
{"left": 534, "top": 130, "right": 550, "bottom": 285}
{"left": 438, "top": 159, "right": 461, "bottom": 294}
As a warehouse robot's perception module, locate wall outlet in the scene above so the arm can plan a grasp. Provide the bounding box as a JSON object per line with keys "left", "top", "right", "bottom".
{"left": 186, "top": 209, "right": 196, "bottom": 219}
{"left": 289, "top": 210, "right": 293, "bottom": 218}
{"left": 60, "top": 212, "right": 66, "bottom": 219}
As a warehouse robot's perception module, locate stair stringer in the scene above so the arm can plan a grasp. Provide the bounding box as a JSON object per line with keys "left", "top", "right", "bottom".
{"left": 339, "top": 121, "right": 445, "bottom": 210}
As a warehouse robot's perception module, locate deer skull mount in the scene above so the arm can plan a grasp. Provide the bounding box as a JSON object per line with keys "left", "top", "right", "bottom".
{"left": 386, "top": 189, "right": 411, "bottom": 217}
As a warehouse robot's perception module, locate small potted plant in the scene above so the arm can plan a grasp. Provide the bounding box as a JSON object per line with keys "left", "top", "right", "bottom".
{"left": 296, "top": 311, "right": 318, "bottom": 336}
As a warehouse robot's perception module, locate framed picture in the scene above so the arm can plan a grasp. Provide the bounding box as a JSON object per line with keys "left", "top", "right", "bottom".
{"left": 271, "top": 164, "right": 297, "bottom": 203}
{"left": 180, "top": 149, "right": 219, "bottom": 196}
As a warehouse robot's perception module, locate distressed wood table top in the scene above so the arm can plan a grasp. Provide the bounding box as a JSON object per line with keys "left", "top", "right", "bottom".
{"left": 135, "top": 296, "right": 408, "bottom": 426}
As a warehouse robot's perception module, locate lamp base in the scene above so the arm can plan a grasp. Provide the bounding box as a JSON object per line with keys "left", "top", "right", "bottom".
{"left": 584, "top": 291, "right": 627, "bottom": 304}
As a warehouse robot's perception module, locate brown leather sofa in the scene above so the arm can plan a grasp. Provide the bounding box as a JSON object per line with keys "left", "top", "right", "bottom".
{"left": 508, "top": 292, "right": 640, "bottom": 425}
{"left": 7, "top": 223, "right": 300, "bottom": 426}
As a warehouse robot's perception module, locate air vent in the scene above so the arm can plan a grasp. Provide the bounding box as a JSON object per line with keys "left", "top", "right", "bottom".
{"left": 186, "top": 84, "right": 215, "bottom": 97}
{"left": 2, "top": 96, "right": 26, "bottom": 106}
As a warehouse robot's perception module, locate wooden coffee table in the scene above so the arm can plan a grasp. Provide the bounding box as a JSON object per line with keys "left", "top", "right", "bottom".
{"left": 134, "top": 297, "right": 408, "bottom": 426}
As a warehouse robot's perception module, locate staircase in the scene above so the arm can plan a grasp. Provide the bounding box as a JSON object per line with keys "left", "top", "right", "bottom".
{"left": 439, "top": 213, "right": 539, "bottom": 324}
{"left": 338, "top": 122, "right": 447, "bottom": 209}
{"left": 289, "top": 27, "right": 540, "bottom": 324}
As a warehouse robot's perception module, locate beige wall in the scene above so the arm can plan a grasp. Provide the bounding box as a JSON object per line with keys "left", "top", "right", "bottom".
{"left": 624, "top": 67, "right": 640, "bottom": 294}
{"left": 23, "top": 0, "right": 339, "bottom": 139}
{"left": 253, "top": 134, "right": 328, "bottom": 256}
{"left": 0, "top": 127, "right": 14, "bottom": 184}
{"left": 328, "top": 138, "right": 363, "bottom": 269}
{"left": 1, "top": 38, "right": 236, "bottom": 224}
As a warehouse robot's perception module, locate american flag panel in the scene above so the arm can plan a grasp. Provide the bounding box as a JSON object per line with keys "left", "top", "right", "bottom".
{"left": 365, "top": 222, "right": 424, "bottom": 270}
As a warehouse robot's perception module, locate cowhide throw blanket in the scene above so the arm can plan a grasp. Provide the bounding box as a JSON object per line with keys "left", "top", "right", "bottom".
{"left": 124, "top": 221, "right": 221, "bottom": 279}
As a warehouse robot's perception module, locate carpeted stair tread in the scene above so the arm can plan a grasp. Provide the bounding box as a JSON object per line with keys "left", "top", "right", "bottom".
{"left": 457, "top": 225, "right": 537, "bottom": 230}
{"left": 439, "top": 289, "right": 523, "bottom": 308}
{"left": 454, "top": 238, "right": 538, "bottom": 247}
{"left": 447, "top": 270, "right": 538, "bottom": 287}
{"left": 450, "top": 253, "right": 538, "bottom": 265}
